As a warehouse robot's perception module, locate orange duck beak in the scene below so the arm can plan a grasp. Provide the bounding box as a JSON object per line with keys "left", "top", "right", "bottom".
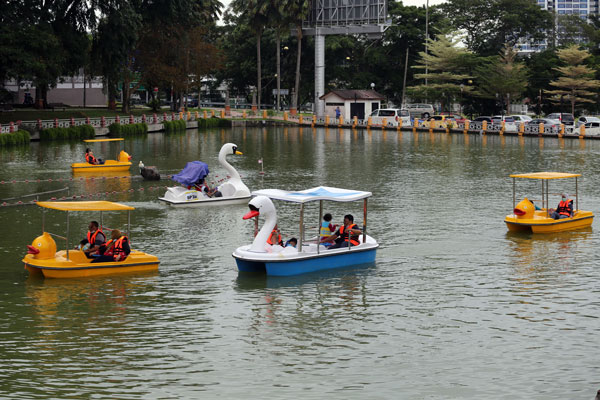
{"left": 514, "top": 208, "right": 526, "bottom": 216}
{"left": 27, "top": 245, "right": 40, "bottom": 254}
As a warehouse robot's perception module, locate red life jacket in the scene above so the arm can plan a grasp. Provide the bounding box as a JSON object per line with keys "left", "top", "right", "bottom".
{"left": 85, "top": 153, "right": 97, "bottom": 164}
{"left": 557, "top": 199, "right": 572, "bottom": 216}
{"left": 267, "top": 229, "right": 282, "bottom": 245}
{"left": 112, "top": 236, "right": 129, "bottom": 260}
{"left": 87, "top": 228, "right": 104, "bottom": 246}
{"left": 340, "top": 223, "right": 360, "bottom": 246}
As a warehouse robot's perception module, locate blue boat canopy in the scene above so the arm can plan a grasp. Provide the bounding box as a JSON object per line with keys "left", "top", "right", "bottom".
{"left": 251, "top": 186, "right": 371, "bottom": 203}
{"left": 172, "top": 161, "right": 210, "bottom": 186}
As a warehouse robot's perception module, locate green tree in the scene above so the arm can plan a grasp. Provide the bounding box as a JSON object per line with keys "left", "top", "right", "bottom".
{"left": 474, "top": 44, "right": 528, "bottom": 114}
{"left": 444, "top": 0, "right": 552, "bottom": 56}
{"left": 547, "top": 45, "right": 600, "bottom": 114}
{"left": 283, "top": 0, "right": 310, "bottom": 112}
{"left": 409, "top": 34, "right": 473, "bottom": 111}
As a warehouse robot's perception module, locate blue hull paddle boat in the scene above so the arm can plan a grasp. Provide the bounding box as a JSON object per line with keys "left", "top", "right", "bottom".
{"left": 232, "top": 186, "right": 378, "bottom": 276}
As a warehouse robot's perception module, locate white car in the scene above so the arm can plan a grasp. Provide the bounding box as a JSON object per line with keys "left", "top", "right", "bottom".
{"left": 510, "top": 115, "right": 532, "bottom": 124}
{"left": 492, "top": 115, "right": 518, "bottom": 132}
{"left": 369, "top": 109, "right": 411, "bottom": 127}
{"left": 576, "top": 116, "right": 600, "bottom": 127}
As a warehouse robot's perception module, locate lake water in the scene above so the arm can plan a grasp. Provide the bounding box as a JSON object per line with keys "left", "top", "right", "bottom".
{"left": 1, "top": 127, "right": 599, "bottom": 399}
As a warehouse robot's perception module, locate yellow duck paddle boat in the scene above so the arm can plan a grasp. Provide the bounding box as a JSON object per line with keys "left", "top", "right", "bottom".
{"left": 71, "top": 138, "right": 132, "bottom": 173}
{"left": 23, "top": 201, "right": 160, "bottom": 278}
{"left": 504, "top": 172, "right": 594, "bottom": 233}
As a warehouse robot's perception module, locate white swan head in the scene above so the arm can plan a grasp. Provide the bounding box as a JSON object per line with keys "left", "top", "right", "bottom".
{"left": 243, "top": 196, "right": 278, "bottom": 253}
{"left": 219, "top": 143, "right": 243, "bottom": 159}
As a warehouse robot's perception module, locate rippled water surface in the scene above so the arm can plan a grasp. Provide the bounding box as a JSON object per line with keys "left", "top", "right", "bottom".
{"left": 1, "top": 128, "right": 600, "bottom": 399}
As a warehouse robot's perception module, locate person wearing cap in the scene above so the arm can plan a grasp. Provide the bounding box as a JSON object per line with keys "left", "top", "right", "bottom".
{"left": 550, "top": 193, "right": 573, "bottom": 219}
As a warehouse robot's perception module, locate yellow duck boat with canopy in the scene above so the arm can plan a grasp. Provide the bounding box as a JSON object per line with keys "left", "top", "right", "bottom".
{"left": 22, "top": 201, "right": 160, "bottom": 278}
{"left": 71, "top": 138, "right": 132, "bottom": 173}
{"left": 504, "top": 172, "right": 594, "bottom": 233}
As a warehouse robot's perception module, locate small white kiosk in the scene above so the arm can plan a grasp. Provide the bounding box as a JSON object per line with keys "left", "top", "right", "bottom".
{"left": 320, "top": 90, "right": 385, "bottom": 121}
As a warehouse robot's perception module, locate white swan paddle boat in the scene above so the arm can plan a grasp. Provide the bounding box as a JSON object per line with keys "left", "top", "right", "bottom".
{"left": 232, "top": 186, "right": 379, "bottom": 276}
{"left": 159, "top": 143, "right": 251, "bottom": 206}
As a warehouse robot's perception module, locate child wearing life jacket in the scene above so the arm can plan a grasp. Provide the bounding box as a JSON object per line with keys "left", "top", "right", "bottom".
{"left": 319, "top": 213, "right": 337, "bottom": 247}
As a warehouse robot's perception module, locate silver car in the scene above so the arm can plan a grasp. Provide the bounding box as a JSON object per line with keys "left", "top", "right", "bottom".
{"left": 576, "top": 116, "right": 600, "bottom": 127}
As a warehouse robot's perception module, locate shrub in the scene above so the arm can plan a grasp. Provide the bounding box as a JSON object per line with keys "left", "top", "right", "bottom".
{"left": 0, "top": 130, "right": 30, "bottom": 147}
{"left": 163, "top": 119, "right": 187, "bottom": 133}
{"left": 108, "top": 122, "right": 148, "bottom": 138}
{"left": 147, "top": 99, "right": 161, "bottom": 112}
{"left": 198, "top": 117, "right": 231, "bottom": 129}
{"left": 39, "top": 125, "right": 95, "bottom": 141}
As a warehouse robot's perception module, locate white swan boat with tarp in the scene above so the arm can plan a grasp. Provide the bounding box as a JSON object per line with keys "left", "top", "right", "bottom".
{"left": 159, "top": 143, "right": 251, "bottom": 206}
{"left": 232, "top": 186, "right": 379, "bottom": 276}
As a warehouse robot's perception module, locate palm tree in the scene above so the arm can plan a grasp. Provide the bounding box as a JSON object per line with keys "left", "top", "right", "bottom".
{"left": 231, "top": 0, "right": 270, "bottom": 110}
{"left": 284, "top": 0, "right": 310, "bottom": 115}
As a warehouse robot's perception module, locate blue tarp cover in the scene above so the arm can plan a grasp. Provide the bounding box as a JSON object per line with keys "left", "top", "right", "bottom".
{"left": 171, "top": 161, "right": 209, "bottom": 186}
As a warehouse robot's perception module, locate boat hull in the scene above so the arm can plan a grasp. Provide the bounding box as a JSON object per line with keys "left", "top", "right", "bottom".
{"left": 159, "top": 186, "right": 250, "bottom": 206}
{"left": 71, "top": 161, "right": 132, "bottom": 173}
{"left": 233, "top": 243, "right": 378, "bottom": 276}
{"left": 504, "top": 211, "right": 594, "bottom": 233}
{"left": 23, "top": 249, "right": 159, "bottom": 278}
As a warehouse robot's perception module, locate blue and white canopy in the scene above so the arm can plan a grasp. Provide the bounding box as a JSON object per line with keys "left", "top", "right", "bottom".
{"left": 251, "top": 186, "right": 371, "bottom": 203}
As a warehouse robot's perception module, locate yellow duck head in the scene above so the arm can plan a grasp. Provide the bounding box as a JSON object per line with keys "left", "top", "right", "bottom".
{"left": 118, "top": 150, "right": 132, "bottom": 163}
{"left": 26, "top": 232, "right": 57, "bottom": 259}
{"left": 514, "top": 198, "right": 535, "bottom": 219}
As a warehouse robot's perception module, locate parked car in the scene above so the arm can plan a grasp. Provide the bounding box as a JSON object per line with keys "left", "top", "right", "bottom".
{"left": 510, "top": 115, "right": 532, "bottom": 123}
{"left": 186, "top": 97, "right": 199, "bottom": 108}
{"left": 576, "top": 116, "right": 600, "bottom": 127}
{"left": 491, "top": 115, "right": 518, "bottom": 132}
{"left": 546, "top": 113, "right": 575, "bottom": 126}
{"left": 472, "top": 116, "right": 493, "bottom": 123}
{"left": 440, "top": 112, "right": 467, "bottom": 124}
{"left": 369, "top": 108, "right": 411, "bottom": 126}
{"left": 420, "top": 115, "right": 455, "bottom": 128}
{"left": 405, "top": 103, "right": 434, "bottom": 119}
{"left": 528, "top": 118, "right": 561, "bottom": 131}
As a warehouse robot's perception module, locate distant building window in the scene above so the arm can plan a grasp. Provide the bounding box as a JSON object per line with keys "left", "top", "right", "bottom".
{"left": 372, "top": 102, "right": 379, "bottom": 111}
{"left": 326, "top": 102, "right": 344, "bottom": 106}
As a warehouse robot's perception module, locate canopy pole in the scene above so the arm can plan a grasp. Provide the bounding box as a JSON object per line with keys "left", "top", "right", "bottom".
{"left": 128, "top": 210, "right": 131, "bottom": 244}
{"left": 42, "top": 208, "right": 45, "bottom": 234}
{"left": 576, "top": 177, "right": 579, "bottom": 211}
{"left": 512, "top": 177, "right": 516, "bottom": 213}
{"left": 100, "top": 211, "right": 103, "bottom": 229}
{"left": 546, "top": 180, "right": 549, "bottom": 218}
{"left": 318, "top": 200, "right": 322, "bottom": 255}
{"left": 541, "top": 180, "right": 544, "bottom": 210}
{"left": 363, "top": 198, "right": 367, "bottom": 244}
{"left": 299, "top": 203, "right": 304, "bottom": 252}
{"left": 66, "top": 211, "right": 69, "bottom": 260}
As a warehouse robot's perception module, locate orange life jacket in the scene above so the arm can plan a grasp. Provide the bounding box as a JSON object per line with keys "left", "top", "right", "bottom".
{"left": 87, "top": 228, "right": 104, "bottom": 246}
{"left": 85, "top": 153, "right": 97, "bottom": 164}
{"left": 112, "top": 236, "right": 128, "bottom": 260}
{"left": 340, "top": 223, "right": 359, "bottom": 246}
{"left": 557, "top": 199, "right": 572, "bottom": 216}
{"left": 267, "top": 229, "right": 282, "bottom": 245}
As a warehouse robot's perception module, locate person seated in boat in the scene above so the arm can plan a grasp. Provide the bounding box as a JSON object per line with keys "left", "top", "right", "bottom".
{"left": 322, "top": 214, "right": 361, "bottom": 249}
{"left": 192, "top": 178, "right": 223, "bottom": 198}
{"left": 285, "top": 238, "right": 297, "bottom": 248}
{"left": 267, "top": 224, "right": 284, "bottom": 246}
{"left": 530, "top": 200, "right": 541, "bottom": 211}
{"left": 549, "top": 193, "right": 573, "bottom": 219}
{"left": 84, "top": 148, "right": 104, "bottom": 165}
{"left": 78, "top": 221, "right": 106, "bottom": 258}
{"left": 92, "top": 229, "right": 130, "bottom": 263}
{"left": 319, "top": 213, "right": 338, "bottom": 247}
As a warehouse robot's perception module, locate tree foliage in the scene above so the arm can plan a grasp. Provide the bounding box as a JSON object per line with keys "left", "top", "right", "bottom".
{"left": 547, "top": 45, "right": 600, "bottom": 114}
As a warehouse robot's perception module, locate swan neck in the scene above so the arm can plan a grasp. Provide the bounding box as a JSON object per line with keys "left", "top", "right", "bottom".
{"left": 219, "top": 151, "right": 240, "bottom": 180}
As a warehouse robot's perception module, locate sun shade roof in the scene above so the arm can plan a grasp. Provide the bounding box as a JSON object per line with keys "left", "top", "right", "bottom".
{"left": 252, "top": 186, "right": 371, "bottom": 203}
{"left": 510, "top": 172, "right": 581, "bottom": 180}
{"left": 37, "top": 201, "right": 135, "bottom": 211}
{"left": 84, "top": 138, "right": 124, "bottom": 143}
